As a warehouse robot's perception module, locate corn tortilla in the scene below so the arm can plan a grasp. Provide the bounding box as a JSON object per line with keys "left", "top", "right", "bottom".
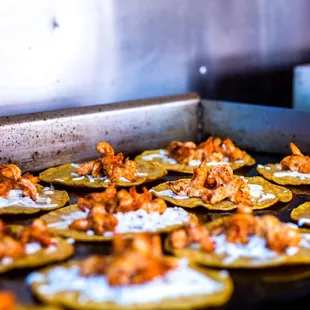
{"left": 0, "top": 185, "right": 69, "bottom": 215}
{"left": 291, "top": 202, "right": 310, "bottom": 227}
{"left": 39, "top": 161, "right": 167, "bottom": 188}
{"left": 0, "top": 226, "right": 74, "bottom": 273}
{"left": 41, "top": 205, "right": 190, "bottom": 242}
{"left": 165, "top": 217, "right": 310, "bottom": 269}
{"left": 257, "top": 164, "right": 310, "bottom": 185}
{"left": 30, "top": 261, "right": 233, "bottom": 310}
{"left": 151, "top": 176, "right": 292, "bottom": 211}
{"left": 135, "top": 149, "right": 255, "bottom": 174}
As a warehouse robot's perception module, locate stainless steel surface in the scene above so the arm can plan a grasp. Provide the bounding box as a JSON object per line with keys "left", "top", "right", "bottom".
{"left": 1, "top": 0, "right": 310, "bottom": 116}
{"left": 293, "top": 64, "right": 310, "bottom": 111}
{"left": 0, "top": 94, "right": 199, "bottom": 172}
{"left": 202, "top": 99, "right": 310, "bottom": 154}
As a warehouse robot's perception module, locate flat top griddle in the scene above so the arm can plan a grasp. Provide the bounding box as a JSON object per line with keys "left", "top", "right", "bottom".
{"left": 1, "top": 152, "right": 310, "bottom": 310}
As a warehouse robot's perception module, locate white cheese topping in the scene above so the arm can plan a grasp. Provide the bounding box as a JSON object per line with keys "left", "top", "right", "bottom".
{"left": 298, "top": 218, "right": 310, "bottom": 227}
{"left": 0, "top": 189, "right": 57, "bottom": 209}
{"left": 248, "top": 184, "right": 276, "bottom": 202}
{"left": 273, "top": 170, "right": 310, "bottom": 180}
{"left": 71, "top": 163, "right": 80, "bottom": 169}
{"left": 1, "top": 243, "right": 56, "bottom": 266}
{"left": 211, "top": 234, "right": 301, "bottom": 264}
{"left": 141, "top": 150, "right": 178, "bottom": 164}
{"left": 25, "top": 242, "right": 42, "bottom": 254}
{"left": 135, "top": 172, "right": 148, "bottom": 177}
{"left": 47, "top": 207, "right": 189, "bottom": 234}
{"left": 152, "top": 185, "right": 275, "bottom": 203}
{"left": 257, "top": 164, "right": 264, "bottom": 169}
{"left": 150, "top": 189, "right": 189, "bottom": 200}
{"left": 72, "top": 176, "right": 85, "bottom": 181}
{"left": 29, "top": 260, "right": 225, "bottom": 305}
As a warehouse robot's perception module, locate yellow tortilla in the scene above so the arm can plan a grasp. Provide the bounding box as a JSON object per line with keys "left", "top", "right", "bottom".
{"left": 135, "top": 149, "right": 255, "bottom": 174}
{"left": 257, "top": 163, "right": 310, "bottom": 185}
{"left": 259, "top": 267, "right": 310, "bottom": 283}
{"left": 151, "top": 176, "right": 292, "bottom": 211}
{"left": 165, "top": 217, "right": 310, "bottom": 269}
{"left": 0, "top": 185, "right": 69, "bottom": 215}
{"left": 30, "top": 261, "right": 233, "bottom": 310}
{"left": 291, "top": 202, "right": 310, "bottom": 227}
{"left": 41, "top": 205, "right": 190, "bottom": 242}
{"left": 17, "top": 305, "right": 61, "bottom": 310}
{"left": 39, "top": 161, "right": 167, "bottom": 188}
{"left": 0, "top": 226, "right": 74, "bottom": 273}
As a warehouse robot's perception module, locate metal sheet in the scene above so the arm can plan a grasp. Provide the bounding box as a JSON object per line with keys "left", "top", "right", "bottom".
{"left": 0, "top": 94, "right": 199, "bottom": 172}
{"left": 1, "top": 0, "right": 310, "bottom": 115}
{"left": 293, "top": 64, "right": 310, "bottom": 111}
{"left": 202, "top": 99, "right": 310, "bottom": 154}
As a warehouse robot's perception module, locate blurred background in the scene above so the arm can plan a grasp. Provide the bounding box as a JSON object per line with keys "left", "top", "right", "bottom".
{"left": 1, "top": 0, "right": 310, "bottom": 116}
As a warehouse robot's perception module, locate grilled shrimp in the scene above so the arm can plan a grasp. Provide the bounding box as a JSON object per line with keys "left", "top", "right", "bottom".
{"left": 0, "top": 164, "right": 21, "bottom": 181}
{"left": 97, "top": 142, "right": 115, "bottom": 156}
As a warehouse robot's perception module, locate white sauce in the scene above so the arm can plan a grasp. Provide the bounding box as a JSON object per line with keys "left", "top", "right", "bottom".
{"left": 1, "top": 243, "right": 56, "bottom": 266}
{"left": 265, "top": 166, "right": 271, "bottom": 170}
{"left": 71, "top": 163, "right": 80, "bottom": 169}
{"left": 135, "top": 172, "right": 148, "bottom": 177}
{"left": 119, "top": 177, "right": 130, "bottom": 183}
{"left": 211, "top": 234, "right": 300, "bottom": 264}
{"left": 300, "top": 234, "right": 310, "bottom": 248}
{"left": 141, "top": 150, "right": 177, "bottom": 164}
{"left": 153, "top": 186, "right": 275, "bottom": 203}
{"left": 257, "top": 164, "right": 264, "bottom": 169}
{"left": 234, "top": 160, "right": 244, "bottom": 164}
{"left": 188, "top": 159, "right": 201, "bottom": 166}
{"left": 249, "top": 184, "right": 276, "bottom": 202}
{"left": 72, "top": 176, "right": 85, "bottom": 181}
{"left": 298, "top": 218, "right": 310, "bottom": 227}
{"left": 0, "top": 190, "right": 57, "bottom": 209}
{"left": 55, "top": 179, "right": 64, "bottom": 182}
{"left": 25, "top": 242, "right": 42, "bottom": 254}
{"left": 29, "top": 260, "right": 224, "bottom": 305}
{"left": 47, "top": 207, "right": 189, "bottom": 234}
{"left": 66, "top": 238, "right": 75, "bottom": 244}
{"left": 48, "top": 211, "right": 87, "bottom": 229}
{"left": 1, "top": 257, "right": 13, "bottom": 265}
{"left": 273, "top": 170, "right": 310, "bottom": 180}
{"left": 150, "top": 189, "right": 189, "bottom": 200}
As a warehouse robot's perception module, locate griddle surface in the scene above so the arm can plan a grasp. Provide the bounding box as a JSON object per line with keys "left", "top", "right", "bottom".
{"left": 1, "top": 153, "right": 310, "bottom": 310}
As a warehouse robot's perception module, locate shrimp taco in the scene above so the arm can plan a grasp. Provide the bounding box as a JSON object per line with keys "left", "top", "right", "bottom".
{"left": 28, "top": 234, "right": 233, "bottom": 310}
{"left": 39, "top": 142, "right": 167, "bottom": 188}
{"left": 291, "top": 202, "right": 310, "bottom": 232}
{"left": 165, "top": 204, "right": 310, "bottom": 268}
{"left": 0, "top": 219, "right": 73, "bottom": 273}
{"left": 0, "top": 164, "right": 69, "bottom": 215}
{"left": 41, "top": 185, "right": 192, "bottom": 241}
{"left": 151, "top": 162, "right": 292, "bottom": 211}
{"left": 257, "top": 143, "right": 310, "bottom": 185}
{"left": 135, "top": 136, "right": 255, "bottom": 173}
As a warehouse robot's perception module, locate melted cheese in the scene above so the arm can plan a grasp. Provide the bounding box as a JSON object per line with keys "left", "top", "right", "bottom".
{"left": 28, "top": 260, "right": 225, "bottom": 305}
{"left": 152, "top": 185, "right": 275, "bottom": 203}
{"left": 211, "top": 234, "right": 300, "bottom": 264}
{"left": 141, "top": 150, "right": 177, "bottom": 164}
{"left": 48, "top": 207, "right": 189, "bottom": 234}
{"left": 0, "top": 189, "right": 57, "bottom": 209}
{"left": 273, "top": 170, "right": 310, "bottom": 180}
{"left": 150, "top": 189, "right": 189, "bottom": 200}
{"left": 248, "top": 184, "right": 276, "bottom": 202}
{"left": 298, "top": 218, "right": 310, "bottom": 227}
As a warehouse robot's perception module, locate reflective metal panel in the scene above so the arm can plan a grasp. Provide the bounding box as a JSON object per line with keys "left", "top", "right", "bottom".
{"left": 0, "top": 94, "right": 199, "bottom": 171}
{"left": 202, "top": 99, "right": 310, "bottom": 154}
{"left": 1, "top": 0, "right": 310, "bottom": 115}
